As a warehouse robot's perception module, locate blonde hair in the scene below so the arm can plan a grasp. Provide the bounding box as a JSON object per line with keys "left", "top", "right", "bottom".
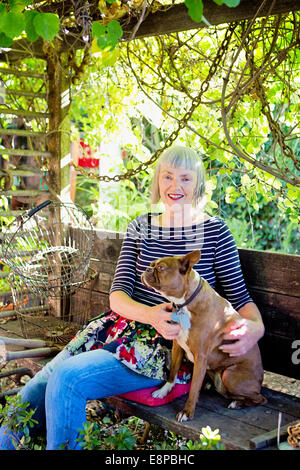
{"left": 151, "top": 145, "right": 206, "bottom": 207}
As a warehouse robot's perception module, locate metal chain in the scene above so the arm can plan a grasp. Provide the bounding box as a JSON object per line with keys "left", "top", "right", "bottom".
{"left": 244, "top": 25, "right": 300, "bottom": 173}
{"left": 72, "top": 23, "right": 237, "bottom": 182}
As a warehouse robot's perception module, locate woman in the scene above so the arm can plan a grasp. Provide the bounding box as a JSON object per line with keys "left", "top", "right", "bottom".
{"left": 0, "top": 145, "right": 264, "bottom": 450}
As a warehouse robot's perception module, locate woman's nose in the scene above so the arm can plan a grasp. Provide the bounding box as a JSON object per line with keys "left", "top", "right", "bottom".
{"left": 169, "top": 177, "right": 180, "bottom": 190}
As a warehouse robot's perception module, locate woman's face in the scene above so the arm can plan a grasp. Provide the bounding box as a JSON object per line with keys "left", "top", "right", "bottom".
{"left": 158, "top": 165, "right": 198, "bottom": 212}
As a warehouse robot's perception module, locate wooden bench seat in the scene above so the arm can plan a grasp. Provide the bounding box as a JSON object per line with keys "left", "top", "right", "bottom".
{"left": 87, "top": 231, "right": 300, "bottom": 450}
{"left": 2, "top": 229, "right": 299, "bottom": 450}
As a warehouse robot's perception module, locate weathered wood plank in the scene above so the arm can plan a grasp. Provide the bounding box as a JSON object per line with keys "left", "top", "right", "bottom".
{"left": 259, "top": 333, "right": 300, "bottom": 380}
{"left": 0, "top": 67, "right": 47, "bottom": 79}
{"left": 4, "top": 0, "right": 297, "bottom": 59}
{"left": 46, "top": 42, "right": 71, "bottom": 198}
{"left": 0, "top": 129, "right": 47, "bottom": 137}
{"left": 0, "top": 148, "right": 51, "bottom": 157}
{"left": 249, "top": 419, "right": 300, "bottom": 450}
{"left": 239, "top": 248, "right": 300, "bottom": 297}
{"left": 0, "top": 190, "right": 49, "bottom": 197}
{"left": 104, "top": 386, "right": 300, "bottom": 450}
{"left": 4, "top": 89, "right": 47, "bottom": 99}
{"left": 0, "top": 108, "right": 50, "bottom": 119}
{"left": 249, "top": 289, "right": 299, "bottom": 337}
{"left": 121, "top": 0, "right": 300, "bottom": 40}
{"left": 0, "top": 167, "right": 43, "bottom": 177}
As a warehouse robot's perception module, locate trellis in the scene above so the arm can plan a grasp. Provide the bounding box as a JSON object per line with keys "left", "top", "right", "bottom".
{"left": 0, "top": 0, "right": 299, "bottom": 212}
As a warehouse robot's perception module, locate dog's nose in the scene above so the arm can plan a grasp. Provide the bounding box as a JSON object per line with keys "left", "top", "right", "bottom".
{"left": 146, "top": 267, "right": 154, "bottom": 273}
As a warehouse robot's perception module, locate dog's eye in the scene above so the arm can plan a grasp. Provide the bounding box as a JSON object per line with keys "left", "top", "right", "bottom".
{"left": 157, "top": 264, "right": 165, "bottom": 272}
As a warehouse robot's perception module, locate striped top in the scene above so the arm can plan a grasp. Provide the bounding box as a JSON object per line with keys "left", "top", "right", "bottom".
{"left": 110, "top": 214, "right": 253, "bottom": 311}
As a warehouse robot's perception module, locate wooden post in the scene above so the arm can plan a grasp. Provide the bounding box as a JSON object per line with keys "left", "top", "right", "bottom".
{"left": 46, "top": 41, "right": 72, "bottom": 317}
{"left": 46, "top": 40, "right": 71, "bottom": 201}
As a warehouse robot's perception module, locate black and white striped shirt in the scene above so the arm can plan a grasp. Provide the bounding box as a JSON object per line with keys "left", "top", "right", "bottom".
{"left": 110, "top": 214, "right": 253, "bottom": 311}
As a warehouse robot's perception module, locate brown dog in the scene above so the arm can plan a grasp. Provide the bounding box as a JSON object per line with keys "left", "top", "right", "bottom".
{"left": 141, "top": 250, "right": 266, "bottom": 422}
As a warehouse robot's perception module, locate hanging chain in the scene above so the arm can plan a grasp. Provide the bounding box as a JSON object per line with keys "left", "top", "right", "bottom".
{"left": 71, "top": 23, "right": 237, "bottom": 182}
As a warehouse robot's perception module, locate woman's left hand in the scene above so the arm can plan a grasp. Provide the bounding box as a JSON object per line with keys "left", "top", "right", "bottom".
{"left": 219, "top": 317, "right": 262, "bottom": 357}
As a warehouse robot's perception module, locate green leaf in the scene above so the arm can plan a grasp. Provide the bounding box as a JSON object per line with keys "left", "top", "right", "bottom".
{"left": 33, "top": 12, "right": 60, "bottom": 41}
{"left": 9, "top": 0, "right": 31, "bottom": 13}
{"left": 0, "top": 32, "right": 13, "bottom": 47}
{"left": 184, "top": 0, "right": 203, "bottom": 23}
{"left": 24, "top": 10, "right": 39, "bottom": 42}
{"left": 92, "top": 20, "right": 123, "bottom": 52}
{"left": 2, "top": 12, "right": 24, "bottom": 38}
{"left": 92, "top": 21, "right": 106, "bottom": 38}
{"left": 212, "top": 0, "right": 223, "bottom": 5}
{"left": 222, "top": 0, "right": 240, "bottom": 6}
{"left": 0, "top": 8, "right": 7, "bottom": 31}
{"left": 107, "top": 20, "right": 123, "bottom": 39}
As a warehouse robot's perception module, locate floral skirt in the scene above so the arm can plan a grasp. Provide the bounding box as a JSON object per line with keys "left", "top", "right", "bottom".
{"left": 66, "top": 310, "right": 192, "bottom": 383}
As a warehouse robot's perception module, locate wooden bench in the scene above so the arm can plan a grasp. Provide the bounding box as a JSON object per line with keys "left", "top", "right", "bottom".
{"left": 3, "top": 228, "right": 300, "bottom": 450}
{"left": 86, "top": 230, "right": 300, "bottom": 450}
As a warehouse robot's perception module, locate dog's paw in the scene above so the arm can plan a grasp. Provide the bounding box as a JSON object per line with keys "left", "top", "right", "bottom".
{"left": 176, "top": 409, "right": 193, "bottom": 422}
{"left": 152, "top": 382, "right": 174, "bottom": 399}
{"left": 228, "top": 400, "right": 242, "bottom": 409}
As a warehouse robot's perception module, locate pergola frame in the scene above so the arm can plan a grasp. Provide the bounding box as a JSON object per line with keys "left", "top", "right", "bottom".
{"left": 0, "top": 0, "right": 299, "bottom": 203}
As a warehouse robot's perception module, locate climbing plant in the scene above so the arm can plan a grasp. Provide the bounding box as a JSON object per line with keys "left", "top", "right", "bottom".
{"left": 0, "top": 0, "right": 240, "bottom": 48}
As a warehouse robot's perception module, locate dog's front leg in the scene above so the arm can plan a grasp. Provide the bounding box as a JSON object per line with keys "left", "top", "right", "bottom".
{"left": 152, "top": 340, "right": 184, "bottom": 399}
{"left": 176, "top": 352, "right": 207, "bottom": 422}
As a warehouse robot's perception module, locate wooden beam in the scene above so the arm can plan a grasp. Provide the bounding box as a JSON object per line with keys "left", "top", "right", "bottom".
{"left": 46, "top": 41, "right": 71, "bottom": 198}
{"left": 0, "top": 0, "right": 298, "bottom": 61}
{"left": 121, "top": 0, "right": 300, "bottom": 40}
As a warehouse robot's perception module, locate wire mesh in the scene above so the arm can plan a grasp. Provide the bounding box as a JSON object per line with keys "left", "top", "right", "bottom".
{"left": 1, "top": 200, "right": 95, "bottom": 298}
{"left": 8, "top": 268, "right": 98, "bottom": 346}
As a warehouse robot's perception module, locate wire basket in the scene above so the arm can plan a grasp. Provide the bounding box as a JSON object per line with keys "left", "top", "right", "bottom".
{"left": 1, "top": 200, "right": 95, "bottom": 298}
{"left": 8, "top": 268, "right": 98, "bottom": 346}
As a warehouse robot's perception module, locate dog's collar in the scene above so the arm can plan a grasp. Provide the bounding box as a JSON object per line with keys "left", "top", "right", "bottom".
{"left": 171, "top": 277, "right": 203, "bottom": 329}
{"left": 173, "top": 277, "right": 203, "bottom": 310}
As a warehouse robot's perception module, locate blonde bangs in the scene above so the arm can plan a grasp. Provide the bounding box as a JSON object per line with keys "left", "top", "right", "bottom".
{"left": 151, "top": 145, "right": 206, "bottom": 206}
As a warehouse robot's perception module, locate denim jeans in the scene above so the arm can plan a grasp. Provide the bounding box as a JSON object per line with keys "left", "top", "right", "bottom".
{"left": 0, "top": 348, "right": 163, "bottom": 450}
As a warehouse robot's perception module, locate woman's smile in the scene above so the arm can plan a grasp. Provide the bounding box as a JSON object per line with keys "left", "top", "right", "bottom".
{"left": 158, "top": 165, "right": 198, "bottom": 209}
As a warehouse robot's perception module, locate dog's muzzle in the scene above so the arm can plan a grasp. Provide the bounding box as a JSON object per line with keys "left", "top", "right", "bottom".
{"left": 142, "top": 266, "right": 158, "bottom": 288}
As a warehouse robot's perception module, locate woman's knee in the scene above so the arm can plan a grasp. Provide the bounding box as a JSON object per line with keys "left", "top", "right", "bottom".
{"left": 45, "top": 358, "right": 81, "bottom": 403}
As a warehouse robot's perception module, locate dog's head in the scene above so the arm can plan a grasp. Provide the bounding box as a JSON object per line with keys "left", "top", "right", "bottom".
{"left": 141, "top": 250, "right": 201, "bottom": 298}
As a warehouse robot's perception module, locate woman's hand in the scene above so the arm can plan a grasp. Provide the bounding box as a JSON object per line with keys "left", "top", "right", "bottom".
{"left": 148, "top": 302, "right": 182, "bottom": 340}
{"left": 219, "top": 318, "right": 260, "bottom": 356}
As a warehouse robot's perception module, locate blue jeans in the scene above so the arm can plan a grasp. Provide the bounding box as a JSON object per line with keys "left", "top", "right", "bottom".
{"left": 0, "top": 348, "right": 163, "bottom": 450}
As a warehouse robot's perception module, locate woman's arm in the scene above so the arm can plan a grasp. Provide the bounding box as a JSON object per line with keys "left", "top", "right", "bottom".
{"left": 109, "top": 290, "right": 181, "bottom": 340}
{"left": 219, "top": 302, "right": 265, "bottom": 356}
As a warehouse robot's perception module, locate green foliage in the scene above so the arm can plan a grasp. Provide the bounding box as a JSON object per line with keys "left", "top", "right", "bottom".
{"left": 0, "top": 0, "right": 242, "bottom": 48}
{"left": 180, "top": 426, "right": 226, "bottom": 450}
{"left": 0, "top": 395, "right": 41, "bottom": 450}
{"left": 0, "top": 2, "right": 60, "bottom": 46}
{"left": 104, "top": 425, "right": 137, "bottom": 450}
{"left": 33, "top": 12, "right": 60, "bottom": 41}
{"left": 92, "top": 20, "right": 123, "bottom": 51}
{"left": 185, "top": 0, "right": 240, "bottom": 23}
{"left": 184, "top": 0, "right": 203, "bottom": 23}
{"left": 76, "top": 417, "right": 224, "bottom": 450}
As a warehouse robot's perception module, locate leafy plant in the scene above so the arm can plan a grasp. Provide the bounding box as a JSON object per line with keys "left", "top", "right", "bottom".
{"left": 0, "top": 395, "right": 41, "bottom": 450}
{"left": 0, "top": 2, "right": 60, "bottom": 47}
{"left": 103, "top": 425, "right": 137, "bottom": 450}
{"left": 92, "top": 20, "right": 123, "bottom": 52}
{"left": 76, "top": 421, "right": 104, "bottom": 450}
{"left": 180, "top": 426, "right": 226, "bottom": 450}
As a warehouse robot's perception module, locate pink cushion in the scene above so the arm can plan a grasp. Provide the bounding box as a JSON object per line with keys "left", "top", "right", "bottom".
{"left": 119, "top": 383, "right": 190, "bottom": 407}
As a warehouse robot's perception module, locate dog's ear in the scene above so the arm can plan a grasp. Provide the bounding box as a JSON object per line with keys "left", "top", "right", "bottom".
{"left": 179, "top": 250, "right": 201, "bottom": 274}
